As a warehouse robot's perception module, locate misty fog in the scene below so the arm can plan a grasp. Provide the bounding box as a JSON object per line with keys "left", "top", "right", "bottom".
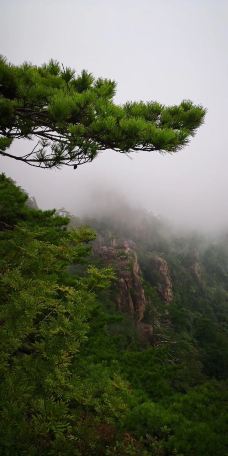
{"left": 0, "top": 0, "right": 228, "bottom": 233}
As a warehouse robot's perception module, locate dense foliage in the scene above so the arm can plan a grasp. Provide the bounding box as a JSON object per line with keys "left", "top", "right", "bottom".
{"left": 0, "top": 176, "right": 227, "bottom": 455}
{"left": 0, "top": 57, "right": 206, "bottom": 168}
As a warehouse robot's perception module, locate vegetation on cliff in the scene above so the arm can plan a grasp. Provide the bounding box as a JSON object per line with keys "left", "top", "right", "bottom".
{"left": 0, "top": 175, "right": 227, "bottom": 455}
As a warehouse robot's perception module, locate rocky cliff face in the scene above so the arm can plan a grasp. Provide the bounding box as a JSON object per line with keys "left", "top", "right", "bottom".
{"left": 190, "top": 248, "right": 203, "bottom": 284}
{"left": 93, "top": 237, "right": 153, "bottom": 340}
{"left": 152, "top": 255, "right": 173, "bottom": 304}
{"left": 94, "top": 238, "right": 146, "bottom": 321}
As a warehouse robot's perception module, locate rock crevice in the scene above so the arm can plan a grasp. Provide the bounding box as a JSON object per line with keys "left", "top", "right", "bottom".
{"left": 152, "top": 255, "right": 173, "bottom": 304}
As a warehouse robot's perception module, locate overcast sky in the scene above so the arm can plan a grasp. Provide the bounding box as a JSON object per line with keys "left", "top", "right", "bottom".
{"left": 0, "top": 0, "right": 228, "bottom": 232}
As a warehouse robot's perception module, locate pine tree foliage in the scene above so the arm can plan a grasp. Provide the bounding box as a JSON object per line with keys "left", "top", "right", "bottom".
{"left": 0, "top": 57, "right": 206, "bottom": 168}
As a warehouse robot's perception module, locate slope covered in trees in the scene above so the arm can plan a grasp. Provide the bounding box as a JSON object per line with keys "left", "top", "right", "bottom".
{"left": 0, "top": 176, "right": 227, "bottom": 455}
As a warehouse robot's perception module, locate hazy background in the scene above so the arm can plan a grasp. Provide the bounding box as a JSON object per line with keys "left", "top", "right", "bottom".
{"left": 0, "top": 0, "right": 228, "bottom": 232}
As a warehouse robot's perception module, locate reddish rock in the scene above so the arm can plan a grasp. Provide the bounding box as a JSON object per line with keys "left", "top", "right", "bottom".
{"left": 94, "top": 238, "right": 148, "bottom": 323}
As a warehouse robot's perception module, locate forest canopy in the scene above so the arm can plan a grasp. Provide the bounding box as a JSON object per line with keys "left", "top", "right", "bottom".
{"left": 0, "top": 57, "right": 206, "bottom": 168}
{"left": 0, "top": 175, "right": 227, "bottom": 455}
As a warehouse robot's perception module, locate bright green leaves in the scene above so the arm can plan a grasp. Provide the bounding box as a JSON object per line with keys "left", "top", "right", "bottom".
{"left": 68, "top": 123, "right": 86, "bottom": 137}
{"left": 0, "top": 57, "right": 206, "bottom": 168}
{"left": 49, "top": 93, "right": 77, "bottom": 123}
{"left": 124, "top": 101, "right": 163, "bottom": 121}
{"left": 160, "top": 100, "right": 206, "bottom": 134}
{"left": 48, "top": 91, "right": 95, "bottom": 128}
{"left": 73, "top": 69, "right": 94, "bottom": 92}
{"left": 0, "top": 56, "right": 17, "bottom": 99}
{"left": 94, "top": 77, "right": 117, "bottom": 99}
{"left": 85, "top": 265, "right": 116, "bottom": 291}
{"left": 120, "top": 117, "right": 147, "bottom": 139}
{"left": 0, "top": 173, "right": 28, "bottom": 228}
{"left": 0, "top": 97, "right": 17, "bottom": 129}
{"left": 41, "top": 59, "right": 62, "bottom": 76}
{"left": 122, "top": 380, "right": 228, "bottom": 456}
{"left": 0, "top": 136, "right": 12, "bottom": 151}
